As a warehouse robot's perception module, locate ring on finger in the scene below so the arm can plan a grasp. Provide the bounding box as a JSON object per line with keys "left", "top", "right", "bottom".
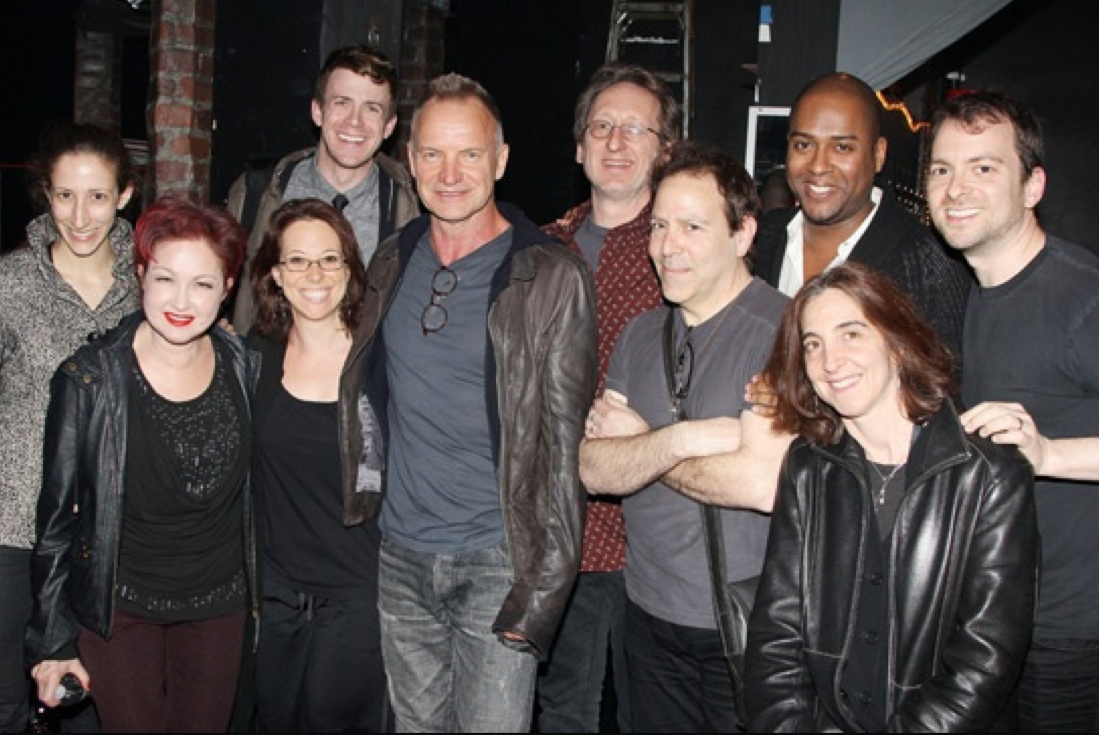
{"left": 1017, "top": 416, "right": 1025, "bottom": 431}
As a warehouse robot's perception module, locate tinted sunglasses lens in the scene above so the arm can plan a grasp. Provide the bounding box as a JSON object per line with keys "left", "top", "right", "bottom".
{"left": 432, "top": 267, "right": 458, "bottom": 295}
{"left": 422, "top": 303, "right": 447, "bottom": 334}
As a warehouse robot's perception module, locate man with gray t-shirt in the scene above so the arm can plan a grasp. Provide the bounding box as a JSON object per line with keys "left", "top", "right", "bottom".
{"left": 581, "top": 141, "right": 792, "bottom": 731}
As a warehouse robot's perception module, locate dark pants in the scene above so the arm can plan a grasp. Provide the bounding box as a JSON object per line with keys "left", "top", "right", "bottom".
{"left": 625, "top": 599, "right": 738, "bottom": 733}
{"left": 254, "top": 573, "right": 391, "bottom": 733}
{"left": 1019, "top": 637, "right": 1099, "bottom": 732}
{"left": 0, "top": 547, "right": 31, "bottom": 733}
{"left": 77, "top": 607, "right": 245, "bottom": 732}
{"left": 537, "top": 570, "right": 630, "bottom": 733}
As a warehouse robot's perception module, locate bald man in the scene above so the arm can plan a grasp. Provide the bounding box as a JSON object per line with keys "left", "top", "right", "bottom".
{"left": 752, "top": 72, "right": 971, "bottom": 358}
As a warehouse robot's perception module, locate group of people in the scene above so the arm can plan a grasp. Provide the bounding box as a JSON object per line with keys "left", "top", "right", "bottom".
{"left": 1, "top": 39, "right": 1097, "bottom": 735}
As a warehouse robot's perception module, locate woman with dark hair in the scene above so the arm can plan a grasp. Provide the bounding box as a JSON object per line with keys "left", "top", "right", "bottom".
{"left": 26, "top": 195, "right": 258, "bottom": 733}
{"left": 0, "top": 123, "right": 139, "bottom": 731}
{"left": 745, "top": 260, "right": 1038, "bottom": 732}
{"left": 245, "top": 198, "right": 389, "bottom": 731}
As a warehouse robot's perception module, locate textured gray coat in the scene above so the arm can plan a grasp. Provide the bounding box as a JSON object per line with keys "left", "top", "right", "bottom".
{"left": 0, "top": 214, "right": 139, "bottom": 549}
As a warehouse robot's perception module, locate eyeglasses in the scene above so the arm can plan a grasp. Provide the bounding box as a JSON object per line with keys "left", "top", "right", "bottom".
{"left": 584, "top": 120, "right": 662, "bottom": 142}
{"left": 421, "top": 265, "right": 458, "bottom": 335}
{"left": 278, "top": 253, "right": 345, "bottom": 272}
{"left": 671, "top": 330, "right": 693, "bottom": 420}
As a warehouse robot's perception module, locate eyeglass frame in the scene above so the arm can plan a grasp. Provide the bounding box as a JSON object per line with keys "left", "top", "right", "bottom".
{"left": 421, "top": 265, "right": 459, "bottom": 335}
{"left": 583, "top": 119, "right": 664, "bottom": 143}
{"left": 277, "top": 253, "right": 347, "bottom": 272}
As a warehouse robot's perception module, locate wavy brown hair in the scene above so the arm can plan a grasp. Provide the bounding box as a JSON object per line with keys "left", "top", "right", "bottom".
{"left": 761, "top": 261, "right": 955, "bottom": 445}
{"left": 250, "top": 198, "right": 368, "bottom": 342}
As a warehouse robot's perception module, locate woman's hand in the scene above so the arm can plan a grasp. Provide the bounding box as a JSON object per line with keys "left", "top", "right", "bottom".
{"left": 31, "top": 659, "right": 89, "bottom": 708}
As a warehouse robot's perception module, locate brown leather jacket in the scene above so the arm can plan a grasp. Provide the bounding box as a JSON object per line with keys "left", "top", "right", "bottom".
{"left": 338, "top": 203, "right": 597, "bottom": 660}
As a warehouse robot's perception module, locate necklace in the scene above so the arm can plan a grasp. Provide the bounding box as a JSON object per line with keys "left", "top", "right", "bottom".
{"left": 867, "top": 460, "right": 906, "bottom": 506}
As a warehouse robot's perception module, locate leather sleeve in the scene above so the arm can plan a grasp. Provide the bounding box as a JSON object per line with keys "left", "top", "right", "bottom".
{"left": 26, "top": 366, "right": 89, "bottom": 667}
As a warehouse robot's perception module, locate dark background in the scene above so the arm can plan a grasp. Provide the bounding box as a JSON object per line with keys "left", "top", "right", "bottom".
{"left": 3, "top": 0, "right": 1097, "bottom": 252}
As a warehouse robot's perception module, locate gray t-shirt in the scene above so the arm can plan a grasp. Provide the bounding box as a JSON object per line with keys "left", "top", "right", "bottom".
{"left": 575, "top": 213, "right": 609, "bottom": 271}
{"left": 283, "top": 156, "right": 382, "bottom": 264}
{"left": 606, "top": 277, "right": 789, "bottom": 629}
{"left": 379, "top": 228, "right": 512, "bottom": 553}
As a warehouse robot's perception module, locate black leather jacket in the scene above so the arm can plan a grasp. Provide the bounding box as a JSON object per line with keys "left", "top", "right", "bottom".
{"left": 25, "top": 313, "right": 261, "bottom": 666}
{"left": 746, "top": 400, "right": 1038, "bottom": 732}
{"left": 338, "top": 203, "right": 598, "bottom": 661}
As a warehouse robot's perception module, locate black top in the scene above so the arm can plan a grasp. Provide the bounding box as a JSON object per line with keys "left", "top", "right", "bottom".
{"left": 249, "top": 334, "right": 381, "bottom": 599}
{"left": 119, "top": 337, "right": 250, "bottom": 620}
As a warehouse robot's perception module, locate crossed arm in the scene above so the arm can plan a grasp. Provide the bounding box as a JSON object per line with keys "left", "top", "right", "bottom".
{"left": 579, "top": 389, "right": 794, "bottom": 512}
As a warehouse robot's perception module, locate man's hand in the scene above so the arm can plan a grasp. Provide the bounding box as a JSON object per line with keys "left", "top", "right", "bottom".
{"left": 586, "top": 389, "right": 649, "bottom": 439}
{"left": 960, "top": 400, "right": 1046, "bottom": 470}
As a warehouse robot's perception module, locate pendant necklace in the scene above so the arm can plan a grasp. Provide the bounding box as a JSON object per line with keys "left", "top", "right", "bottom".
{"left": 867, "top": 460, "right": 906, "bottom": 506}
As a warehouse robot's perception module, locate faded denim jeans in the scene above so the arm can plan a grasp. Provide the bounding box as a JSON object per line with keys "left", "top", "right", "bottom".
{"left": 378, "top": 539, "right": 537, "bottom": 732}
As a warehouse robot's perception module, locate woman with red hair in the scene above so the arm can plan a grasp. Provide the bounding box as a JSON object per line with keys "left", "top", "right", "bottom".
{"left": 26, "top": 195, "right": 259, "bottom": 732}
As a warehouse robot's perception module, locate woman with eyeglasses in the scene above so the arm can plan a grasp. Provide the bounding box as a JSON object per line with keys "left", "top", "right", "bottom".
{"left": 27, "top": 195, "right": 257, "bottom": 732}
{"left": 744, "top": 261, "right": 1039, "bottom": 732}
{"left": 240, "top": 197, "right": 390, "bottom": 732}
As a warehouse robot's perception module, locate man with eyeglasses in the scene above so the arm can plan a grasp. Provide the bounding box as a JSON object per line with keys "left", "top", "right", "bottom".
{"left": 536, "top": 61, "right": 677, "bottom": 734}
{"left": 225, "top": 44, "right": 420, "bottom": 334}
{"left": 580, "top": 141, "right": 792, "bottom": 731}
{"left": 342, "top": 73, "right": 597, "bottom": 732}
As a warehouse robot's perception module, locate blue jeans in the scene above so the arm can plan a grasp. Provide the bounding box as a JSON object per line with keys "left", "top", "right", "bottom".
{"left": 0, "top": 546, "right": 31, "bottom": 734}
{"left": 625, "top": 599, "right": 738, "bottom": 733}
{"left": 536, "top": 571, "right": 630, "bottom": 732}
{"left": 378, "top": 539, "right": 537, "bottom": 732}
{"left": 1019, "top": 637, "right": 1099, "bottom": 732}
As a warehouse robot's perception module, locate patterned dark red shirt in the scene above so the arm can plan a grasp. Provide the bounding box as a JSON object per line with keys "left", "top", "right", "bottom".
{"left": 544, "top": 200, "right": 663, "bottom": 572}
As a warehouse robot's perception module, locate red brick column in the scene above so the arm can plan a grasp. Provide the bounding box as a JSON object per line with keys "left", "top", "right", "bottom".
{"left": 146, "top": 0, "right": 216, "bottom": 201}
{"left": 396, "top": 2, "right": 447, "bottom": 160}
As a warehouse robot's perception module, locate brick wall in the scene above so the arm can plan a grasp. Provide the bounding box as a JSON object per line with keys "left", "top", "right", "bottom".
{"left": 74, "top": 31, "right": 120, "bottom": 131}
{"left": 146, "top": 0, "right": 216, "bottom": 201}
{"left": 395, "top": 2, "right": 446, "bottom": 160}
{"left": 76, "top": 0, "right": 438, "bottom": 204}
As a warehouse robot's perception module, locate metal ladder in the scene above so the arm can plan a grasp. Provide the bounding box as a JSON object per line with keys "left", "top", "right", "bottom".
{"left": 606, "top": 1, "right": 692, "bottom": 137}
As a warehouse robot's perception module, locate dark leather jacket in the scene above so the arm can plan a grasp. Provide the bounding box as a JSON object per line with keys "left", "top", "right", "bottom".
{"left": 338, "top": 203, "right": 598, "bottom": 660}
{"left": 26, "top": 313, "right": 261, "bottom": 666}
{"left": 746, "top": 400, "right": 1038, "bottom": 732}
{"left": 753, "top": 190, "right": 973, "bottom": 359}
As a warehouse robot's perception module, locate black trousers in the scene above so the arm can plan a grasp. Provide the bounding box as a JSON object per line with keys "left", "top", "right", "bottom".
{"left": 625, "top": 599, "right": 739, "bottom": 733}
{"left": 253, "top": 572, "right": 391, "bottom": 733}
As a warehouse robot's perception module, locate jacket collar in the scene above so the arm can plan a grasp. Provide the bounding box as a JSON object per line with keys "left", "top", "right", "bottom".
{"left": 26, "top": 213, "right": 135, "bottom": 279}
{"left": 814, "top": 398, "right": 970, "bottom": 484}
{"left": 391, "top": 200, "right": 551, "bottom": 279}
